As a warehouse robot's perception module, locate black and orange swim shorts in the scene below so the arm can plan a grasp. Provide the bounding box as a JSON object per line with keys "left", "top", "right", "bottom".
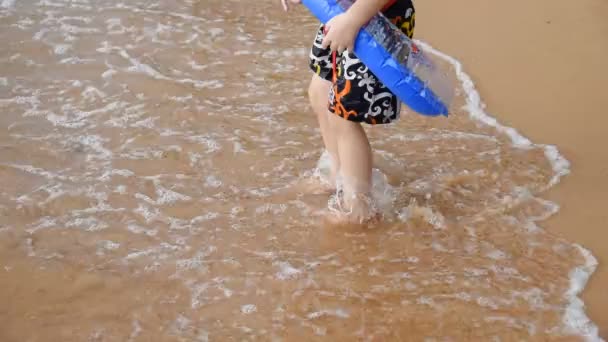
{"left": 308, "top": 0, "right": 415, "bottom": 125}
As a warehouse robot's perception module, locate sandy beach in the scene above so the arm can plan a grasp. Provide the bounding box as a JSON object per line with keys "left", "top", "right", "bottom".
{"left": 0, "top": 0, "right": 606, "bottom": 340}
{"left": 415, "top": 0, "right": 608, "bottom": 336}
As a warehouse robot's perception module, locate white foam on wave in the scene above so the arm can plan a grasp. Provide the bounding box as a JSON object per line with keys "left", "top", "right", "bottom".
{"left": 48, "top": 101, "right": 126, "bottom": 129}
{"left": 240, "top": 304, "right": 257, "bottom": 314}
{"left": 561, "top": 245, "right": 601, "bottom": 340}
{"left": 98, "top": 43, "right": 225, "bottom": 90}
{"left": 128, "top": 319, "right": 143, "bottom": 342}
{"left": 307, "top": 308, "right": 349, "bottom": 320}
{"left": 66, "top": 216, "right": 108, "bottom": 232}
{"left": 389, "top": 129, "right": 498, "bottom": 143}
{"left": 97, "top": 240, "right": 120, "bottom": 256}
{"left": 187, "top": 59, "right": 207, "bottom": 71}
{"left": 1, "top": 0, "right": 15, "bottom": 8}
{"left": 82, "top": 86, "right": 106, "bottom": 102}
{"left": 186, "top": 135, "right": 221, "bottom": 153}
{"left": 134, "top": 203, "right": 161, "bottom": 224}
{"left": 416, "top": 40, "right": 602, "bottom": 341}
{"left": 208, "top": 27, "right": 223, "bottom": 38}
{"left": 416, "top": 40, "right": 570, "bottom": 188}
{"left": 155, "top": 183, "right": 192, "bottom": 205}
{"left": 26, "top": 217, "right": 57, "bottom": 234}
{"left": 180, "top": 79, "right": 224, "bottom": 89}
{"left": 204, "top": 175, "right": 222, "bottom": 188}
{"left": 70, "top": 134, "right": 113, "bottom": 161}
{"left": 256, "top": 203, "right": 287, "bottom": 215}
{"left": 101, "top": 68, "right": 117, "bottom": 79}
{"left": 8, "top": 164, "right": 68, "bottom": 181}
{"left": 60, "top": 56, "right": 96, "bottom": 65}
{"left": 275, "top": 261, "right": 302, "bottom": 280}
{"left": 176, "top": 247, "right": 216, "bottom": 271}
{"left": 98, "top": 169, "right": 134, "bottom": 182}
{"left": 127, "top": 222, "right": 157, "bottom": 237}
{"left": 53, "top": 43, "right": 70, "bottom": 55}
{"left": 398, "top": 200, "right": 446, "bottom": 230}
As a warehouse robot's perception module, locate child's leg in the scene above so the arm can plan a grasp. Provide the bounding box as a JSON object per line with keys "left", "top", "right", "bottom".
{"left": 327, "top": 112, "right": 374, "bottom": 222}
{"left": 308, "top": 74, "right": 340, "bottom": 186}
{"left": 322, "top": 49, "right": 402, "bottom": 223}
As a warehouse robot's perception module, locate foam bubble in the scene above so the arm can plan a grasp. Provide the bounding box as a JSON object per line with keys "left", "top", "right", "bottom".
{"left": 134, "top": 204, "right": 161, "bottom": 224}
{"left": 128, "top": 319, "right": 142, "bottom": 342}
{"left": 101, "top": 69, "right": 117, "bottom": 79}
{"left": 275, "top": 261, "right": 302, "bottom": 280}
{"left": 204, "top": 175, "right": 222, "bottom": 188}
{"left": 241, "top": 304, "right": 257, "bottom": 314}
{"left": 1, "top": 0, "right": 15, "bottom": 8}
{"left": 307, "top": 309, "right": 349, "bottom": 320}
{"left": 71, "top": 135, "right": 113, "bottom": 161}
{"left": 100, "top": 240, "right": 120, "bottom": 250}
{"left": 208, "top": 27, "right": 224, "bottom": 38}
{"left": 398, "top": 202, "right": 446, "bottom": 230}
{"left": 60, "top": 56, "right": 96, "bottom": 64}
{"left": 53, "top": 44, "right": 71, "bottom": 55}
{"left": 127, "top": 222, "right": 157, "bottom": 236}
{"left": 187, "top": 135, "right": 221, "bottom": 153}
{"left": 176, "top": 248, "right": 215, "bottom": 271}
{"left": 188, "top": 60, "right": 207, "bottom": 70}
{"left": 26, "top": 217, "right": 57, "bottom": 234}
{"left": 66, "top": 217, "right": 108, "bottom": 231}
{"left": 97, "top": 240, "right": 120, "bottom": 255}
{"left": 256, "top": 203, "right": 287, "bottom": 215}
{"left": 82, "top": 86, "right": 106, "bottom": 101}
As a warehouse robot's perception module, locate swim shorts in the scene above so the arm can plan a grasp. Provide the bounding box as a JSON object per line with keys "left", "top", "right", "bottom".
{"left": 308, "top": 0, "right": 416, "bottom": 125}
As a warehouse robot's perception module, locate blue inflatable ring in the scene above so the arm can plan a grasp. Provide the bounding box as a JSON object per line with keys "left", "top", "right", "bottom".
{"left": 301, "top": 0, "right": 450, "bottom": 116}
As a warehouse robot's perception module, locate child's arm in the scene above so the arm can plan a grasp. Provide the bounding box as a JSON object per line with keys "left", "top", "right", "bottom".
{"left": 322, "top": 0, "right": 393, "bottom": 53}
{"left": 346, "top": 0, "right": 393, "bottom": 27}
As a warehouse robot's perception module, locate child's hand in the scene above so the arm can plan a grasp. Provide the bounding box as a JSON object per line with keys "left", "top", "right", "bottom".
{"left": 281, "top": 0, "right": 301, "bottom": 12}
{"left": 321, "top": 13, "right": 361, "bottom": 54}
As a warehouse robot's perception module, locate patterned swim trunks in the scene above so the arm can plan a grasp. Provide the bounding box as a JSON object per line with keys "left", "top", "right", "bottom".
{"left": 308, "top": 0, "right": 416, "bottom": 125}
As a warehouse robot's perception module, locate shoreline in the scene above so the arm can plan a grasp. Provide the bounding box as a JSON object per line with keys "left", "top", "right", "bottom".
{"left": 415, "top": 0, "right": 608, "bottom": 337}
{"left": 420, "top": 39, "right": 601, "bottom": 339}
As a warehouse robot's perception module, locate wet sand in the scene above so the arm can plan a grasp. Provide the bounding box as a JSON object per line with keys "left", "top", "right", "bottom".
{"left": 414, "top": 0, "right": 608, "bottom": 336}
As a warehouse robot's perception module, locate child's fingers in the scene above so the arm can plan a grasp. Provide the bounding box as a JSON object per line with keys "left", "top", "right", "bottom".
{"left": 321, "top": 25, "right": 337, "bottom": 50}
{"left": 282, "top": 0, "right": 300, "bottom": 11}
{"left": 321, "top": 34, "right": 331, "bottom": 49}
{"left": 321, "top": 38, "right": 328, "bottom": 49}
{"left": 323, "top": 34, "right": 347, "bottom": 53}
{"left": 324, "top": 39, "right": 337, "bottom": 52}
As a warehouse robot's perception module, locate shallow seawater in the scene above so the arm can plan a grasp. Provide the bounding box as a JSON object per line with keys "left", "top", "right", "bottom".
{"left": 0, "top": 0, "right": 601, "bottom": 341}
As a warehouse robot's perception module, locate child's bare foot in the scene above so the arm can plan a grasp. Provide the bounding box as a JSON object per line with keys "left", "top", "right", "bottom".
{"left": 323, "top": 190, "right": 380, "bottom": 225}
